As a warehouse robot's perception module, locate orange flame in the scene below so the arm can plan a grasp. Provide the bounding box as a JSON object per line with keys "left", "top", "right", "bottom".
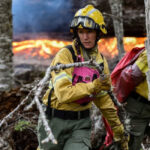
{"left": 13, "top": 37, "right": 146, "bottom": 59}
{"left": 13, "top": 39, "right": 72, "bottom": 59}
{"left": 98, "top": 37, "right": 146, "bottom": 58}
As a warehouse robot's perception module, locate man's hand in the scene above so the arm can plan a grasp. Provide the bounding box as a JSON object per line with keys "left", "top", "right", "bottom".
{"left": 92, "top": 75, "right": 111, "bottom": 94}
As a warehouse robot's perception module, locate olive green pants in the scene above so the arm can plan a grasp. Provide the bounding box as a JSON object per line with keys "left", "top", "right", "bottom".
{"left": 125, "top": 95, "right": 150, "bottom": 150}
{"left": 37, "top": 115, "right": 91, "bottom": 150}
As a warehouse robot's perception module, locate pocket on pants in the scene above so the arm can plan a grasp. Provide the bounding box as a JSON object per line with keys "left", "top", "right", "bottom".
{"left": 82, "top": 137, "right": 91, "bottom": 148}
{"left": 125, "top": 96, "right": 144, "bottom": 115}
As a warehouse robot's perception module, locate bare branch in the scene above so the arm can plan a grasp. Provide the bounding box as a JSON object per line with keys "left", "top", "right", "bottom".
{"left": 0, "top": 87, "right": 35, "bottom": 128}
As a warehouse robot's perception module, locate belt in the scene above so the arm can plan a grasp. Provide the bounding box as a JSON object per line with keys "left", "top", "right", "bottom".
{"left": 46, "top": 108, "right": 90, "bottom": 120}
{"left": 130, "top": 92, "right": 150, "bottom": 105}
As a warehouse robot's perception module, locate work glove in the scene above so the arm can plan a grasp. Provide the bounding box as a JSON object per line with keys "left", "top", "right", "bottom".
{"left": 92, "top": 75, "right": 111, "bottom": 94}
{"left": 119, "top": 133, "right": 129, "bottom": 150}
{"left": 113, "top": 134, "right": 129, "bottom": 150}
{"left": 113, "top": 124, "right": 129, "bottom": 150}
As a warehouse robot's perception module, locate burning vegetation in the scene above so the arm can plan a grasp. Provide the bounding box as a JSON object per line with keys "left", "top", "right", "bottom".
{"left": 13, "top": 39, "right": 72, "bottom": 59}
{"left": 13, "top": 37, "right": 146, "bottom": 61}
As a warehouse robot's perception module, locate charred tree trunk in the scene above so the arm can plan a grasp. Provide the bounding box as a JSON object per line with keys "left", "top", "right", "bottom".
{"left": 144, "top": 0, "right": 150, "bottom": 100}
{"left": 0, "top": 0, "right": 13, "bottom": 92}
{"left": 108, "top": 0, "right": 125, "bottom": 59}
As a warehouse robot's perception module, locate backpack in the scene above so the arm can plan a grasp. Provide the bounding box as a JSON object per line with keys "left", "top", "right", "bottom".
{"left": 111, "top": 47, "right": 145, "bottom": 103}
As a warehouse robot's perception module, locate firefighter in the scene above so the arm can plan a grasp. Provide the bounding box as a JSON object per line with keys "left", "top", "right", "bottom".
{"left": 37, "top": 4, "right": 128, "bottom": 150}
{"left": 117, "top": 48, "right": 149, "bottom": 150}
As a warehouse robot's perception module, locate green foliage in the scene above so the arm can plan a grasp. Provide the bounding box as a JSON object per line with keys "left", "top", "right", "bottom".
{"left": 14, "top": 120, "right": 36, "bottom": 132}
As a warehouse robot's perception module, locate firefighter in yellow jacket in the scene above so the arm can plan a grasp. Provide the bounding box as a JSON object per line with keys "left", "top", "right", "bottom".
{"left": 37, "top": 4, "right": 128, "bottom": 150}
{"left": 120, "top": 49, "right": 149, "bottom": 150}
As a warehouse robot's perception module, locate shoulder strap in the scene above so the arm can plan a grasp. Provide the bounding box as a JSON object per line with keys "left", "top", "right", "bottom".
{"left": 45, "top": 87, "right": 54, "bottom": 116}
{"left": 99, "top": 52, "right": 104, "bottom": 71}
{"left": 65, "top": 45, "right": 77, "bottom": 62}
{"left": 100, "top": 52, "right": 104, "bottom": 60}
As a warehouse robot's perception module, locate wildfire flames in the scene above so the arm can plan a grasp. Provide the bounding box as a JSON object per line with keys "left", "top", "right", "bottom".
{"left": 98, "top": 37, "right": 146, "bottom": 58}
{"left": 13, "top": 37, "right": 146, "bottom": 59}
{"left": 13, "top": 39, "right": 72, "bottom": 59}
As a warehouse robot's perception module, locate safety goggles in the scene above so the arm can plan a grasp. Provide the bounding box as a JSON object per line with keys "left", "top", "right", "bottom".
{"left": 70, "top": 16, "right": 100, "bottom": 30}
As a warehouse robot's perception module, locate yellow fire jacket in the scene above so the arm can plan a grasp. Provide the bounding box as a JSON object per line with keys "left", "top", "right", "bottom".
{"left": 42, "top": 40, "right": 124, "bottom": 141}
{"left": 135, "top": 50, "right": 148, "bottom": 99}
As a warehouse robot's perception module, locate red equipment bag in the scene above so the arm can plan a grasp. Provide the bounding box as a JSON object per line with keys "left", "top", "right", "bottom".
{"left": 111, "top": 47, "right": 145, "bottom": 103}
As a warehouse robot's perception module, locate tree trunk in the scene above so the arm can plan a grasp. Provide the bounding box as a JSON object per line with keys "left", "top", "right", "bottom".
{"left": 144, "top": 0, "right": 150, "bottom": 100}
{"left": 108, "top": 0, "right": 125, "bottom": 59}
{"left": 0, "top": 0, "right": 13, "bottom": 92}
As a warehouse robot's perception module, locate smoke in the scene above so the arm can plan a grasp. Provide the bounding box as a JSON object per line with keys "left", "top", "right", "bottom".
{"left": 12, "top": 0, "right": 74, "bottom": 34}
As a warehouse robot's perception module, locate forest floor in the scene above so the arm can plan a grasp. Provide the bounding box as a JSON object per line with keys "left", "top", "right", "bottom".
{"left": 0, "top": 63, "right": 46, "bottom": 150}
{"left": 0, "top": 88, "right": 39, "bottom": 150}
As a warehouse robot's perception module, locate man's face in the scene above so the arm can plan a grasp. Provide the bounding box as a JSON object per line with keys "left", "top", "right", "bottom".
{"left": 77, "top": 28, "right": 97, "bottom": 49}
